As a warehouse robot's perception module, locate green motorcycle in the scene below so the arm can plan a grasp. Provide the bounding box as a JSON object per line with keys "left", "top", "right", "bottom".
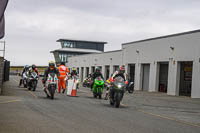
{"left": 92, "top": 76, "right": 104, "bottom": 99}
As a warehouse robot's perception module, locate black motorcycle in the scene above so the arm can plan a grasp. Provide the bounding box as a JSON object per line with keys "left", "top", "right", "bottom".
{"left": 109, "top": 76, "right": 126, "bottom": 108}
{"left": 27, "top": 72, "right": 39, "bottom": 91}
{"left": 44, "top": 73, "right": 58, "bottom": 99}
{"left": 126, "top": 80, "right": 134, "bottom": 93}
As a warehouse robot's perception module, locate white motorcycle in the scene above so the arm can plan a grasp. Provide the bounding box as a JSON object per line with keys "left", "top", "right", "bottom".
{"left": 27, "top": 72, "right": 39, "bottom": 91}
{"left": 45, "top": 73, "right": 58, "bottom": 99}
{"left": 22, "top": 71, "right": 29, "bottom": 88}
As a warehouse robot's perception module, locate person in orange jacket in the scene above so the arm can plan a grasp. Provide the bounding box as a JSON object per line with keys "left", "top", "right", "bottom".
{"left": 58, "top": 62, "right": 69, "bottom": 93}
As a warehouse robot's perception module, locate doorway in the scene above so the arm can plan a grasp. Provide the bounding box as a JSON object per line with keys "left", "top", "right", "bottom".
{"left": 158, "top": 63, "right": 169, "bottom": 93}
{"left": 105, "top": 65, "right": 110, "bottom": 80}
{"left": 128, "top": 64, "right": 135, "bottom": 82}
{"left": 81, "top": 67, "right": 84, "bottom": 82}
{"left": 142, "top": 64, "right": 150, "bottom": 91}
{"left": 179, "top": 62, "right": 193, "bottom": 96}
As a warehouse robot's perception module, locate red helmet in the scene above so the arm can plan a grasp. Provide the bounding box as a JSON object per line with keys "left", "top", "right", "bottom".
{"left": 119, "top": 65, "right": 125, "bottom": 71}
{"left": 119, "top": 65, "right": 125, "bottom": 73}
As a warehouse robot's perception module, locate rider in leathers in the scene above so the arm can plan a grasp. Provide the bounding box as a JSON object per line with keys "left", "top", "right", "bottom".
{"left": 18, "top": 65, "right": 30, "bottom": 87}
{"left": 112, "top": 65, "right": 127, "bottom": 81}
{"left": 42, "top": 61, "right": 60, "bottom": 91}
{"left": 109, "top": 65, "right": 127, "bottom": 99}
{"left": 90, "top": 67, "right": 104, "bottom": 90}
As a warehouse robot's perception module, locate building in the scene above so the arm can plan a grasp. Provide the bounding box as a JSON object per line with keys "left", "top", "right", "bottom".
{"left": 67, "top": 29, "right": 200, "bottom": 98}
{"left": 51, "top": 39, "right": 107, "bottom": 65}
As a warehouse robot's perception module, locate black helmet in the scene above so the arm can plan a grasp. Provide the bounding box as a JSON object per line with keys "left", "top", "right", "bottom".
{"left": 32, "top": 64, "right": 36, "bottom": 70}
{"left": 49, "top": 61, "right": 55, "bottom": 70}
{"left": 95, "top": 67, "right": 101, "bottom": 72}
{"left": 61, "top": 62, "right": 65, "bottom": 65}
{"left": 24, "top": 65, "right": 30, "bottom": 71}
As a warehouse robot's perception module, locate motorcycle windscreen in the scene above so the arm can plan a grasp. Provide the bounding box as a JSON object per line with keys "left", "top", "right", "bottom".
{"left": 31, "top": 72, "right": 37, "bottom": 78}
{"left": 113, "top": 76, "right": 125, "bottom": 89}
{"left": 95, "top": 76, "right": 103, "bottom": 81}
{"left": 48, "top": 73, "right": 56, "bottom": 81}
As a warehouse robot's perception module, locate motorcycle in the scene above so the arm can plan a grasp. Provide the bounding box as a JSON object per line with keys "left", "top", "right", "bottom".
{"left": 92, "top": 76, "right": 104, "bottom": 99}
{"left": 109, "top": 76, "right": 126, "bottom": 108}
{"left": 22, "top": 71, "right": 29, "bottom": 88}
{"left": 126, "top": 80, "right": 134, "bottom": 93}
{"left": 45, "top": 73, "right": 58, "bottom": 99}
{"left": 82, "top": 77, "right": 91, "bottom": 88}
{"left": 104, "top": 79, "right": 111, "bottom": 100}
{"left": 27, "top": 72, "right": 39, "bottom": 91}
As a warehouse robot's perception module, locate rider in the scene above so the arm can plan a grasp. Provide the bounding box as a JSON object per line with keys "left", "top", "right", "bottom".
{"left": 112, "top": 65, "right": 127, "bottom": 81}
{"left": 18, "top": 65, "right": 30, "bottom": 87}
{"left": 28, "top": 64, "right": 39, "bottom": 76}
{"left": 90, "top": 67, "right": 104, "bottom": 90}
{"left": 70, "top": 67, "right": 78, "bottom": 77}
{"left": 57, "top": 62, "right": 69, "bottom": 93}
{"left": 42, "top": 61, "right": 59, "bottom": 90}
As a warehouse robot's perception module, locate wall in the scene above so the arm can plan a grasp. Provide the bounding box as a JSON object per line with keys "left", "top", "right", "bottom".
{"left": 122, "top": 32, "right": 200, "bottom": 98}
{"left": 67, "top": 50, "right": 123, "bottom": 79}
{"left": 67, "top": 31, "right": 200, "bottom": 98}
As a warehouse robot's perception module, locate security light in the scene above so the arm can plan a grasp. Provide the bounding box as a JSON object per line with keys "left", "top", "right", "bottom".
{"left": 170, "top": 46, "right": 174, "bottom": 50}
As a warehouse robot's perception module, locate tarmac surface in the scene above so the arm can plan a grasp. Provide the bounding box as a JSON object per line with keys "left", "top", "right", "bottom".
{"left": 0, "top": 75, "right": 200, "bottom": 133}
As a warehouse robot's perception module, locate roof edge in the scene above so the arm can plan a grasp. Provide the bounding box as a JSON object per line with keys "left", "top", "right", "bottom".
{"left": 122, "top": 29, "right": 200, "bottom": 45}
{"left": 68, "top": 49, "right": 122, "bottom": 58}
{"left": 56, "top": 38, "right": 107, "bottom": 44}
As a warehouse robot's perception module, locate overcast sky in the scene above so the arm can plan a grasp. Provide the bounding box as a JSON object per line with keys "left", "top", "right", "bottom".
{"left": 1, "top": 0, "right": 200, "bottom": 66}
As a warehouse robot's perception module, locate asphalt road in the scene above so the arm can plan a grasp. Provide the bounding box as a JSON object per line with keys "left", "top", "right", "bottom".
{"left": 0, "top": 76, "right": 200, "bottom": 133}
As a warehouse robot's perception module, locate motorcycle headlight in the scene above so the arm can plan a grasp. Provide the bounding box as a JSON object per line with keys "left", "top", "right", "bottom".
{"left": 117, "top": 84, "right": 122, "bottom": 88}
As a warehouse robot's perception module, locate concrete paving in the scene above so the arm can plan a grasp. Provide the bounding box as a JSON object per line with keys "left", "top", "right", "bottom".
{"left": 0, "top": 75, "right": 200, "bottom": 133}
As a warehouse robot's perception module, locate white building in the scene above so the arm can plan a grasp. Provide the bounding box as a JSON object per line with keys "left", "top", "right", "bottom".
{"left": 67, "top": 30, "right": 200, "bottom": 98}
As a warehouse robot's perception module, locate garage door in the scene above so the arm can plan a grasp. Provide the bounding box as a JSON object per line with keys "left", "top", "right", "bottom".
{"left": 142, "top": 64, "right": 150, "bottom": 91}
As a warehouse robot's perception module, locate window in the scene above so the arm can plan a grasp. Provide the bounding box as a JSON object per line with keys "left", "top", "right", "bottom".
{"left": 63, "top": 41, "right": 75, "bottom": 48}
{"left": 59, "top": 53, "right": 75, "bottom": 62}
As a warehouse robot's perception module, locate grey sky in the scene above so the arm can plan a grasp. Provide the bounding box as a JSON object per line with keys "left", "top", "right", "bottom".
{"left": 2, "top": 0, "right": 200, "bottom": 66}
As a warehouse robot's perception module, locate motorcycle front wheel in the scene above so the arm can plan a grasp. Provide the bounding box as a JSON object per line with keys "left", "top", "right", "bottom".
{"left": 98, "top": 88, "right": 102, "bottom": 99}
{"left": 114, "top": 92, "right": 121, "bottom": 108}
{"left": 32, "top": 81, "right": 37, "bottom": 91}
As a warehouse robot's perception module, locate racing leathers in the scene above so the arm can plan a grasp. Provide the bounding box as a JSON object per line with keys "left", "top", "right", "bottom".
{"left": 43, "top": 67, "right": 60, "bottom": 87}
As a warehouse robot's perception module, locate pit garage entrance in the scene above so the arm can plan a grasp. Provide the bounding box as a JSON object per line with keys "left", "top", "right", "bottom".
{"left": 142, "top": 64, "right": 150, "bottom": 91}
{"left": 105, "top": 65, "right": 110, "bottom": 80}
{"left": 158, "top": 62, "right": 169, "bottom": 93}
{"left": 85, "top": 67, "right": 89, "bottom": 77}
{"left": 91, "top": 66, "right": 95, "bottom": 73}
{"left": 81, "top": 67, "right": 84, "bottom": 82}
{"left": 179, "top": 62, "right": 193, "bottom": 96}
{"left": 128, "top": 64, "right": 135, "bottom": 82}
{"left": 113, "top": 65, "right": 119, "bottom": 73}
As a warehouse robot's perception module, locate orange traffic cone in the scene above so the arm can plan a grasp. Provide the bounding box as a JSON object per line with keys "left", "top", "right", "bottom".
{"left": 71, "top": 79, "right": 77, "bottom": 97}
